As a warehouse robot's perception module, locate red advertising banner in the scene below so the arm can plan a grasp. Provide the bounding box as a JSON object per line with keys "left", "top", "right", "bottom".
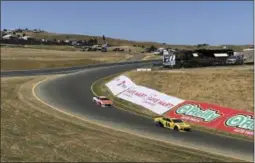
{"left": 164, "top": 101, "right": 254, "bottom": 137}
{"left": 220, "top": 109, "right": 253, "bottom": 137}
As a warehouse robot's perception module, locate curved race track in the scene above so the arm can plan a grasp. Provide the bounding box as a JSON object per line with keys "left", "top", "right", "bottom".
{"left": 33, "top": 63, "right": 254, "bottom": 162}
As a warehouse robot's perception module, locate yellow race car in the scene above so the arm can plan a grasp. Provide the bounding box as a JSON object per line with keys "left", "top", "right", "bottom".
{"left": 154, "top": 116, "right": 191, "bottom": 132}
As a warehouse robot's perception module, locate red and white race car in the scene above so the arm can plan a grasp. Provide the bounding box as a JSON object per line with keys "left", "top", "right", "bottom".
{"left": 92, "top": 96, "right": 113, "bottom": 107}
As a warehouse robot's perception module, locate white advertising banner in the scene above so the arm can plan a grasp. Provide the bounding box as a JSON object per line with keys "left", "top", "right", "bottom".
{"left": 117, "top": 85, "right": 154, "bottom": 107}
{"left": 117, "top": 85, "right": 184, "bottom": 115}
{"left": 105, "top": 75, "right": 136, "bottom": 95}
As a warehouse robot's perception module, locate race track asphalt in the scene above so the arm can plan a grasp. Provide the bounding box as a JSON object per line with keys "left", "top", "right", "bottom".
{"left": 1, "top": 60, "right": 161, "bottom": 77}
{"left": 33, "top": 63, "right": 254, "bottom": 162}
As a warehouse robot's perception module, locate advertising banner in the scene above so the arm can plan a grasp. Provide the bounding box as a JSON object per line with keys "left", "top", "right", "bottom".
{"left": 117, "top": 85, "right": 184, "bottom": 114}
{"left": 105, "top": 75, "right": 136, "bottom": 95}
{"left": 165, "top": 101, "right": 254, "bottom": 137}
{"left": 219, "top": 111, "right": 254, "bottom": 136}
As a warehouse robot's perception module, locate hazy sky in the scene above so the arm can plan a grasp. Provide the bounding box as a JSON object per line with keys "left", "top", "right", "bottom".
{"left": 2, "top": 1, "right": 254, "bottom": 45}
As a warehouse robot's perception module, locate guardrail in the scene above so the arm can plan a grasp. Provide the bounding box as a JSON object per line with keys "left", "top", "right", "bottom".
{"left": 1, "top": 59, "right": 162, "bottom": 77}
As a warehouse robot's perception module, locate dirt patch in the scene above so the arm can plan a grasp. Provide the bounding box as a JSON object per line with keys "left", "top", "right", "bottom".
{"left": 1, "top": 76, "right": 240, "bottom": 162}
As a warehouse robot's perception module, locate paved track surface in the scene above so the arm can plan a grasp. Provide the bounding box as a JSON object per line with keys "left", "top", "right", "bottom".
{"left": 33, "top": 63, "right": 254, "bottom": 162}
{"left": 1, "top": 60, "right": 161, "bottom": 77}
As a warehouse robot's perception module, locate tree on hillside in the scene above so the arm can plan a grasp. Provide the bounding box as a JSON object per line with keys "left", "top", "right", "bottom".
{"left": 16, "top": 29, "right": 23, "bottom": 33}
{"left": 197, "top": 43, "right": 209, "bottom": 48}
{"left": 88, "top": 38, "right": 94, "bottom": 46}
{"left": 148, "top": 45, "right": 157, "bottom": 52}
{"left": 23, "top": 33, "right": 26, "bottom": 37}
{"left": 90, "top": 37, "right": 97, "bottom": 45}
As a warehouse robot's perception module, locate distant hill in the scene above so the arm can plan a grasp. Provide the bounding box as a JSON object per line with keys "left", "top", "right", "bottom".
{"left": 2, "top": 29, "right": 252, "bottom": 51}
{"left": 20, "top": 31, "right": 166, "bottom": 47}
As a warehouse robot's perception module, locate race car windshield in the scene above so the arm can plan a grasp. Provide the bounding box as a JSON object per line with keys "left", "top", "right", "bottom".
{"left": 173, "top": 119, "right": 183, "bottom": 123}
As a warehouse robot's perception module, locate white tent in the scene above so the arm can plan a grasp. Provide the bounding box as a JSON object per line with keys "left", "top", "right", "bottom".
{"left": 21, "top": 36, "right": 32, "bottom": 40}
{"left": 2, "top": 34, "right": 18, "bottom": 39}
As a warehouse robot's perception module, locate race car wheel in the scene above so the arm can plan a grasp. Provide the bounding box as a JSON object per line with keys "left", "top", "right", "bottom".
{"left": 174, "top": 126, "right": 179, "bottom": 131}
{"left": 185, "top": 128, "right": 191, "bottom": 132}
{"left": 156, "top": 122, "right": 163, "bottom": 127}
{"left": 159, "top": 122, "right": 164, "bottom": 127}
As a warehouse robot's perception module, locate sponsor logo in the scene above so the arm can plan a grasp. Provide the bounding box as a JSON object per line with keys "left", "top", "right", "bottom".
{"left": 225, "top": 114, "right": 254, "bottom": 131}
{"left": 146, "top": 95, "right": 160, "bottom": 103}
{"left": 175, "top": 104, "right": 222, "bottom": 122}
{"left": 117, "top": 81, "right": 127, "bottom": 89}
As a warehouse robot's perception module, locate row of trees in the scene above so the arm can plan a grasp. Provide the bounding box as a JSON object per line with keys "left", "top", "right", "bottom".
{"left": 2, "top": 30, "right": 100, "bottom": 46}
{"left": 2, "top": 28, "right": 44, "bottom": 33}
{"left": 0, "top": 34, "right": 100, "bottom": 46}
{"left": 50, "top": 37, "right": 98, "bottom": 46}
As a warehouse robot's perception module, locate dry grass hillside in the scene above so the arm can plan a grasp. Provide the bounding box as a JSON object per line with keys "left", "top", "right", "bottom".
{"left": 1, "top": 47, "right": 133, "bottom": 70}
{"left": 21, "top": 31, "right": 251, "bottom": 51}
{"left": 125, "top": 66, "right": 254, "bottom": 112}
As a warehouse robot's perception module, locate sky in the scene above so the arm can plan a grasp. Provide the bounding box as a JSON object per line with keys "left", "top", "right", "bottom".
{"left": 1, "top": 1, "right": 254, "bottom": 45}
